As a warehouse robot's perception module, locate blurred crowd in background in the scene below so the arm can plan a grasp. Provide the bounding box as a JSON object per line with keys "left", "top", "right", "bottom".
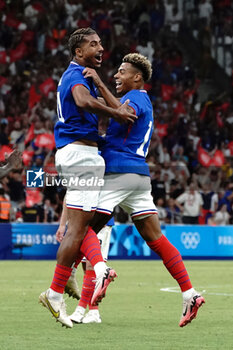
{"left": 0, "top": 0, "right": 233, "bottom": 225}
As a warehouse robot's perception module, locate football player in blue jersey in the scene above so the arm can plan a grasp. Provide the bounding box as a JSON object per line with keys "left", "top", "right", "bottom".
{"left": 69, "top": 53, "right": 205, "bottom": 327}
{"left": 39, "top": 28, "right": 137, "bottom": 328}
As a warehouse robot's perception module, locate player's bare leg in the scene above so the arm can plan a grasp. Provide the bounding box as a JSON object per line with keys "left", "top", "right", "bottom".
{"left": 39, "top": 209, "right": 93, "bottom": 328}
{"left": 57, "top": 209, "right": 93, "bottom": 266}
{"left": 134, "top": 214, "right": 205, "bottom": 327}
{"left": 70, "top": 224, "right": 112, "bottom": 323}
{"left": 40, "top": 209, "right": 112, "bottom": 327}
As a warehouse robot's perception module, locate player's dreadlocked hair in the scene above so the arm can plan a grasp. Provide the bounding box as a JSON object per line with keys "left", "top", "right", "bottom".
{"left": 122, "top": 53, "right": 152, "bottom": 82}
{"left": 68, "top": 27, "right": 97, "bottom": 58}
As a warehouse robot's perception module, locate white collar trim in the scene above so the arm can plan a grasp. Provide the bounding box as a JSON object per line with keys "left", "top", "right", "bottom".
{"left": 71, "top": 61, "right": 79, "bottom": 66}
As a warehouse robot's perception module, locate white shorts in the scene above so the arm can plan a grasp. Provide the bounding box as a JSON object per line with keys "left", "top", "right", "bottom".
{"left": 55, "top": 144, "right": 105, "bottom": 211}
{"left": 82, "top": 225, "right": 112, "bottom": 262}
{"left": 96, "top": 173, "right": 158, "bottom": 220}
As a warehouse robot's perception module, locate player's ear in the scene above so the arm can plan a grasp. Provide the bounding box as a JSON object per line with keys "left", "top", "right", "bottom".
{"left": 134, "top": 72, "right": 142, "bottom": 82}
{"left": 75, "top": 47, "right": 83, "bottom": 58}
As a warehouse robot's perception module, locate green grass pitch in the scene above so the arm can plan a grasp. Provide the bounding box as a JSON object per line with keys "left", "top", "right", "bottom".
{"left": 0, "top": 260, "right": 233, "bottom": 350}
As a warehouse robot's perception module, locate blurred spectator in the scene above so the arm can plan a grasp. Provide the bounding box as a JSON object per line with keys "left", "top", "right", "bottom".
{"left": 0, "top": 187, "right": 11, "bottom": 222}
{"left": 9, "top": 121, "right": 25, "bottom": 149}
{"left": 136, "top": 38, "right": 154, "bottom": 63}
{"left": 218, "top": 181, "right": 233, "bottom": 214}
{"left": 200, "top": 181, "right": 218, "bottom": 224}
{"left": 214, "top": 204, "right": 230, "bottom": 225}
{"left": 161, "top": 161, "right": 175, "bottom": 181}
{"left": 198, "top": 0, "right": 213, "bottom": 27}
{"left": 156, "top": 197, "right": 167, "bottom": 225}
{"left": 6, "top": 170, "right": 25, "bottom": 212}
{"left": 151, "top": 168, "right": 166, "bottom": 202}
{"left": 165, "top": 197, "right": 182, "bottom": 224}
{"left": 169, "top": 178, "right": 184, "bottom": 199}
{"left": 21, "top": 201, "right": 39, "bottom": 222}
{"left": 175, "top": 182, "right": 203, "bottom": 224}
{"left": 43, "top": 198, "right": 56, "bottom": 223}
{"left": 0, "top": 121, "right": 9, "bottom": 145}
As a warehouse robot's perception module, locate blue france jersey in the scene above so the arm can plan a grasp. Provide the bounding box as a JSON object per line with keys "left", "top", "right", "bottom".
{"left": 101, "top": 89, "right": 154, "bottom": 176}
{"left": 54, "top": 61, "right": 104, "bottom": 148}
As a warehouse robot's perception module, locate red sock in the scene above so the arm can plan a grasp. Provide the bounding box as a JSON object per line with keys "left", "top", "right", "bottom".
{"left": 78, "top": 270, "right": 96, "bottom": 309}
{"left": 147, "top": 235, "right": 192, "bottom": 292}
{"left": 50, "top": 264, "right": 72, "bottom": 294}
{"left": 80, "top": 227, "right": 104, "bottom": 266}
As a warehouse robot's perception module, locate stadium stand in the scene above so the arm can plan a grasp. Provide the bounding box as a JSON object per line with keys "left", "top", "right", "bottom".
{"left": 0, "top": 0, "right": 232, "bottom": 225}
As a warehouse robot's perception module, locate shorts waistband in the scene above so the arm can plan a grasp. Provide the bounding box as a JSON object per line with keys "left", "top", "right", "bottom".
{"left": 59, "top": 143, "right": 98, "bottom": 154}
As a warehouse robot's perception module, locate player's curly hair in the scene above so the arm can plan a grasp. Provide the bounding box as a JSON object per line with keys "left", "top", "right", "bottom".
{"left": 122, "top": 53, "right": 152, "bottom": 82}
{"left": 68, "top": 27, "right": 97, "bottom": 58}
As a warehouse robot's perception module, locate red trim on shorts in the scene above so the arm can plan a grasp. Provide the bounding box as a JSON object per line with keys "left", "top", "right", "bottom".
{"left": 131, "top": 211, "right": 158, "bottom": 218}
{"left": 96, "top": 208, "right": 112, "bottom": 215}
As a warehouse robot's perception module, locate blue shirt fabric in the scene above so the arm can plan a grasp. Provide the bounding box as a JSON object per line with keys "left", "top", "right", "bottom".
{"left": 54, "top": 61, "right": 104, "bottom": 148}
{"left": 106, "top": 216, "right": 114, "bottom": 226}
{"left": 101, "top": 89, "right": 154, "bottom": 176}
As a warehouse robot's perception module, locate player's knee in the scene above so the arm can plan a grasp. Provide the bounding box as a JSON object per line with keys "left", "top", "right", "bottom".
{"left": 65, "top": 226, "right": 86, "bottom": 241}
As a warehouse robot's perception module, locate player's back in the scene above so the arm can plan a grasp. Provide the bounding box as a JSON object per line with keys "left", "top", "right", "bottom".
{"left": 101, "top": 89, "right": 154, "bottom": 176}
{"left": 54, "top": 62, "right": 103, "bottom": 148}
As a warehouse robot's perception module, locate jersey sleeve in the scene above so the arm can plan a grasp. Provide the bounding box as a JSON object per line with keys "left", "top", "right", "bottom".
{"left": 70, "top": 70, "right": 90, "bottom": 92}
{"left": 120, "top": 90, "right": 142, "bottom": 116}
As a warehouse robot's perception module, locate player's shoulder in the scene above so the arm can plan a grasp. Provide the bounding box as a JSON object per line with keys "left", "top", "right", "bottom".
{"left": 125, "top": 89, "right": 148, "bottom": 98}
{"left": 121, "top": 89, "right": 149, "bottom": 104}
{"left": 69, "top": 61, "right": 85, "bottom": 71}
{"left": 66, "top": 62, "right": 84, "bottom": 77}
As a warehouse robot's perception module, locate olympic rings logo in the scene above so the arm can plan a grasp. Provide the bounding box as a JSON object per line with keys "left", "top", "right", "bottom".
{"left": 181, "top": 232, "right": 200, "bottom": 249}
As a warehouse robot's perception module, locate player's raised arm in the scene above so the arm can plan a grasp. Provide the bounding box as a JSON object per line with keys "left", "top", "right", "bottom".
{"left": 83, "top": 67, "right": 121, "bottom": 109}
{"left": 72, "top": 84, "right": 137, "bottom": 123}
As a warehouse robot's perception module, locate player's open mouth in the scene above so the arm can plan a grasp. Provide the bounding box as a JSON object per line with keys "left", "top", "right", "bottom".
{"left": 95, "top": 54, "right": 102, "bottom": 63}
{"left": 116, "top": 81, "right": 122, "bottom": 88}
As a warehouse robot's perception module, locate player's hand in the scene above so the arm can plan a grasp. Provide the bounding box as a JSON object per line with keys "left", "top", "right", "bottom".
{"left": 56, "top": 225, "right": 66, "bottom": 243}
{"left": 83, "top": 67, "right": 102, "bottom": 88}
{"left": 115, "top": 99, "right": 137, "bottom": 124}
{"left": 6, "top": 150, "right": 22, "bottom": 169}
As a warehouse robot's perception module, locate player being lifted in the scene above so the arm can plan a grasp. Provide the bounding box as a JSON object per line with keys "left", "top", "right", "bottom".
{"left": 39, "top": 28, "right": 137, "bottom": 328}
{"left": 61, "top": 53, "right": 205, "bottom": 327}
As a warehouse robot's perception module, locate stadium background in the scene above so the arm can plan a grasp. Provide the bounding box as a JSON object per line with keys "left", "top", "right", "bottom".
{"left": 0, "top": 2, "right": 233, "bottom": 350}
{"left": 0, "top": 0, "right": 233, "bottom": 257}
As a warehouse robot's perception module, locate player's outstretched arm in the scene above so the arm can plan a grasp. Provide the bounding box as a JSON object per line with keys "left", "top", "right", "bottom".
{"left": 72, "top": 84, "right": 137, "bottom": 124}
{"left": 0, "top": 150, "right": 22, "bottom": 179}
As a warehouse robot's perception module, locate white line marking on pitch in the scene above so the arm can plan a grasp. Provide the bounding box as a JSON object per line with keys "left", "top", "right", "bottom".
{"left": 160, "top": 287, "right": 233, "bottom": 297}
